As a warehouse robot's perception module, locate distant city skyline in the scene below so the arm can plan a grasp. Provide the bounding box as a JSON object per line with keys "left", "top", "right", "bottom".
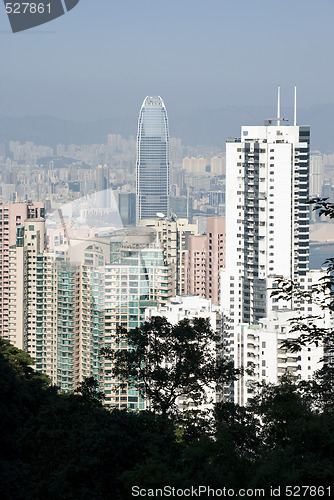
{"left": 2, "top": 101, "right": 334, "bottom": 153}
{"left": 0, "top": 0, "right": 334, "bottom": 123}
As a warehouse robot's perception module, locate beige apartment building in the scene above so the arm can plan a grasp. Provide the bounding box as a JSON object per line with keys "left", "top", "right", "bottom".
{"left": 139, "top": 216, "right": 198, "bottom": 296}
{"left": 184, "top": 217, "right": 225, "bottom": 304}
{"left": 0, "top": 201, "right": 44, "bottom": 339}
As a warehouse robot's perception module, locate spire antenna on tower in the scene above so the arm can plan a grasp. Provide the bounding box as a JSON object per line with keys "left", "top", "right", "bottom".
{"left": 294, "top": 85, "right": 297, "bottom": 126}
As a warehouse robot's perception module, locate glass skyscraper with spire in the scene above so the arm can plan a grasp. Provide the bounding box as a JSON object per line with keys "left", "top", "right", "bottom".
{"left": 136, "top": 96, "right": 170, "bottom": 224}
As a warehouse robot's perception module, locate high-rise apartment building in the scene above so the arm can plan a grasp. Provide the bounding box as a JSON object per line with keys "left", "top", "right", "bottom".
{"left": 8, "top": 219, "right": 109, "bottom": 392}
{"left": 182, "top": 156, "right": 225, "bottom": 176}
{"left": 221, "top": 111, "right": 314, "bottom": 404}
{"left": 221, "top": 122, "right": 310, "bottom": 327}
{"left": 140, "top": 216, "right": 198, "bottom": 296}
{"left": 232, "top": 270, "right": 327, "bottom": 405}
{"left": 210, "top": 156, "right": 226, "bottom": 176}
{"left": 104, "top": 230, "right": 172, "bottom": 409}
{"left": 8, "top": 219, "right": 48, "bottom": 350}
{"left": 185, "top": 217, "right": 225, "bottom": 304}
{"left": 0, "top": 201, "right": 44, "bottom": 339}
{"left": 8, "top": 211, "right": 173, "bottom": 405}
{"left": 136, "top": 96, "right": 170, "bottom": 224}
{"left": 182, "top": 157, "right": 208, "bottom": 175}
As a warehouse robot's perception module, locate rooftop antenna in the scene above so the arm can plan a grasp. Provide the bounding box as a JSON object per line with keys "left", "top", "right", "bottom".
{"left": 294, "top": 85, "right": 297, "bottom": 126}
{"left": 264, "top": 86, "right": 288, "bottom": 126}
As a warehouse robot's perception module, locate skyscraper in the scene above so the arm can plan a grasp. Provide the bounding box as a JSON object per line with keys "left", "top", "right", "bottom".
{"left": 220, "top": 99, "right": 316, "bottom": 404}
{"left": 221, "top": 120, "right": 310, "bottom": 327}
{"left": 136, "top": 96, "right": 170, "bottom": 224}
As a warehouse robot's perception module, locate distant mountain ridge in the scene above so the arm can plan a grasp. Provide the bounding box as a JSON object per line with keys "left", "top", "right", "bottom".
{"left": 1, "top": 104, "right": 333, "bottom": 152}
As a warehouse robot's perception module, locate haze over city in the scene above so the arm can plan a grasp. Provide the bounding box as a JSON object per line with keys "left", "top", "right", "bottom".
{"left": 1, "top": 0, "right": 334, "bottom": 125}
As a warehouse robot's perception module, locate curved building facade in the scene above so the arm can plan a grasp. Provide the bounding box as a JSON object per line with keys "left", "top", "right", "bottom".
{"left": 136, "top": 96, "right": 170, "bottom": 223}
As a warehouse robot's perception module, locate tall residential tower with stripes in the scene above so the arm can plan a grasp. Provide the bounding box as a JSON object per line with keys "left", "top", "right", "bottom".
{"left": 221, "top": 93, "right": 312, "bottom": 404}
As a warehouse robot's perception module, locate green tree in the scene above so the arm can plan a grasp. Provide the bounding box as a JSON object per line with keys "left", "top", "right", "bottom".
{"left": 74, "top": 376, "right": 105, "bottom": 406}
{"left": 0, "top": 337, "right": 54, "bottom": 499}
{"left": 2, "top": 334, "right": 334, "bottom": 497}
{"left": 102, "top": 316, "right": 239, "bottom": 415}
{"left": 0, "top": 337, "right": 182, "bottom": 499}
{"left": 248, "top": 378, "right": 334, "bottom": 489}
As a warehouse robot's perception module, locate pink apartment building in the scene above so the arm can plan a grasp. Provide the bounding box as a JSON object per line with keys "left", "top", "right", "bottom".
{"left": 0, "top": 202, "right": 44, "bottom": 338}
{"left": 184, "top": 217, "right": 225, "bottom": 304}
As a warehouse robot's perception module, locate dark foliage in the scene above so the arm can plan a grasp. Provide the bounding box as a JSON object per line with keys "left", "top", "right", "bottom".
{"left": 102, "top": 316, "right": 239, "bottom": 416}
{"left": 1, "top": 332, "right": 334, "bottom": 499}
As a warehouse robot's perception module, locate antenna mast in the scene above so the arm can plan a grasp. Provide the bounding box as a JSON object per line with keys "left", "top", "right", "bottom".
{"left": 294, "top": 85, "right": 297, "bottom": 126}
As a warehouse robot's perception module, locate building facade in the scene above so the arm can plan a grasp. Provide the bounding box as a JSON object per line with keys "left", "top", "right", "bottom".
{"left": 309, "top": 151, "right": 323, "bottom": 197}
{"left": 118, "top": 192, "right": 136, "bottom": 226}
{"left": 221, "top": 123, "right": 310, "bottom": 327}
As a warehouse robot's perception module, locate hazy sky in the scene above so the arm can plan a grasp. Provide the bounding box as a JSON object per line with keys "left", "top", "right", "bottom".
{"left": 0, "top": 0, "right": 333, "bottom": 122}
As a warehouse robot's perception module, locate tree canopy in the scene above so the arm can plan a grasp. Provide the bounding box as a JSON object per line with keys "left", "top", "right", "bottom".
{"left": 101, "top": 315, "right": 239, "bottom": 415}
{"left": 1, "top": 331, "right": 334, "bottom": 498}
